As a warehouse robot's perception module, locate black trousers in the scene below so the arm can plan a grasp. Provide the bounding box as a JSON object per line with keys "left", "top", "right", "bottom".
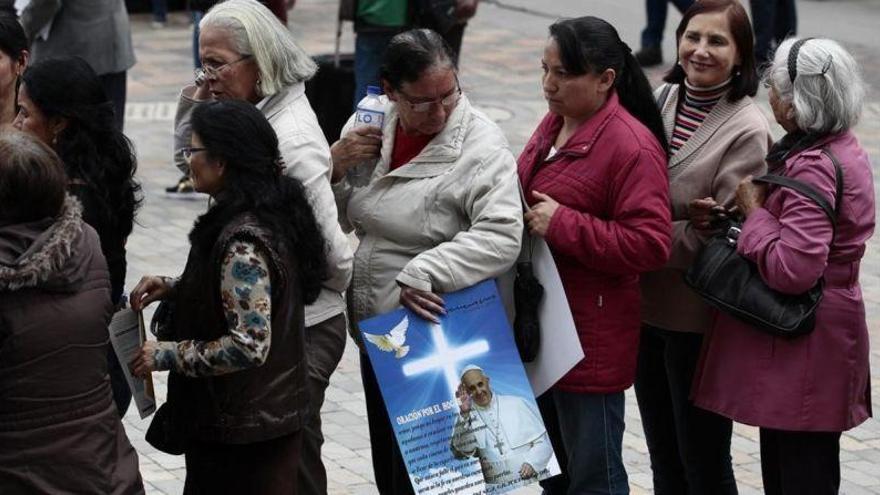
{"left": 361, "top": 354, "right": 414, "bottom": 495}
{"left": 634, "top": 325, "right": 738, "bottom": 495}
{"left": 98, "top": 71, "right": 127, "bottom": 131}
{"left": 760, "top": 428, "right": 841, "bottom": 495}
{"left": 184, "top": 430, "right": 302, "bottom": 494}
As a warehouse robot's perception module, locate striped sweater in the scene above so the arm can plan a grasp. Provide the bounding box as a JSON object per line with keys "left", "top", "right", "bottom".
{"left": 670, "top": 79, "right": 731, "bottom": 154}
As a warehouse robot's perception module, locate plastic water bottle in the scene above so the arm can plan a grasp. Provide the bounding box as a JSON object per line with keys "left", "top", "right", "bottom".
{"left": 347, "top": 85, "right": 385, "bottom": 187}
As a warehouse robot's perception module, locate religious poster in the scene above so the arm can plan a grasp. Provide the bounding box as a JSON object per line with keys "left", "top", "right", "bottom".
{"left": 359, "top": 280, "right": 562, "bottom": 495}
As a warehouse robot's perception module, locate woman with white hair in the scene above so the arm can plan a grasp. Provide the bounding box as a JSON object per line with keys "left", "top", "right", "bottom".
{"left": 167, "top": 1, "right": 353, "bottom": 493}
{"left": 691, "top": 37, "right": 875, "bottom": 494}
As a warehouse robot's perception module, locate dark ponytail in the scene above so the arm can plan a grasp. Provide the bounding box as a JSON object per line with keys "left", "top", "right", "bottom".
{"left": 549, "top": 17, "right": 668, "bottom": 154}
{"left": 617, "top": 49, "right": 668, "bottom": 154}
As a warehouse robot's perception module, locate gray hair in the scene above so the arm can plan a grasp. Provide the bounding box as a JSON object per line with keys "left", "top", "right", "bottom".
{"left": 766, "top": 38, "right": 865, "bottom": 134}
{"left": 200, "top": 0, "right": 317, "bottom": 97}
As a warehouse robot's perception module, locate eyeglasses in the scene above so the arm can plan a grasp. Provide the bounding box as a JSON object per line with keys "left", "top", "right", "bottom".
{"left": 194, "top": 55, "right": 252, "bottom": 82}
{"left": 397, "top": 83, "right": 462, "bottom": 113}
{"left": 182, "top": 147, "right": 207, "bottom": 164}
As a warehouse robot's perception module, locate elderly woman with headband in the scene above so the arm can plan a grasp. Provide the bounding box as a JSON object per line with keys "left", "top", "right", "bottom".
{"left": 691, "top": 38, "right": 875, "bottom": 495}
{"left": 167, "top": 1, "right": 353, "bottom": 493}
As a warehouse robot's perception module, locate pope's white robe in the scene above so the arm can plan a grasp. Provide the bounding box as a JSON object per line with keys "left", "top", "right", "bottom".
{"left": 450, "top": 394, "right": 553, "bottom": 485}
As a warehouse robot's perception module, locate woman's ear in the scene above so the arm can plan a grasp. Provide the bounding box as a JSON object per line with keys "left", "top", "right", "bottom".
{"left": 17, "top": 50, "right": 29, "bottom": 74}
{"left": 381, "top": 79, "right": 397, "bottom": 102}
{"left": 599, "top": 68, "right": 616, "bottom": 92}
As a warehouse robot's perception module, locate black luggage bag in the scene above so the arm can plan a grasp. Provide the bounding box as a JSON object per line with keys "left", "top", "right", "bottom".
{"left": 305, "top": 53, "right": 355, "bottom": 145}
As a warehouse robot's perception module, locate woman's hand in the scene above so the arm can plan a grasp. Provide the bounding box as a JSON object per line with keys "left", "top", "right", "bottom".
{"left": 735, "top": 176, "right": 767, "bottom": 218}
{"left": 689, "top": 197, "right": 719, "bottom": 230}
{"left": 399, "top": 284, "right": 446, "bottom": 323}
{"left": 330, "top": 126, "right": 383, "bottom": 183}
{"left": 130, "top": 340, "right": 160, "bottom": 379}
{"left": 524, "top": 191, "right": 560, "bottom": 237}
{"left": 130, "top": 276, "right": 172, "bottom": 311}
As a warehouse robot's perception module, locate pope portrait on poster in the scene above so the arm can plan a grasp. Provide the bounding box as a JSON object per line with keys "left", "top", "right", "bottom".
{"left": 359, "top": 280, "right": 560, "bottom": 495}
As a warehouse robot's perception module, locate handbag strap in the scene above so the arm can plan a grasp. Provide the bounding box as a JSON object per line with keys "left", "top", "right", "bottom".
{"left": 752, "top": 147, "right": 844, "bottom": 230}
{"left": 516, "top": 180, "right": 536, "bottom": 262}
{"left": 655, "top": 83, "right": 672, "bottom": 109}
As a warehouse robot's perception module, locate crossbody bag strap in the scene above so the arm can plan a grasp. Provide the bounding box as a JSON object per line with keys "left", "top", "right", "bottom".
{"left": 753, "top": 147, "right": 845, "bottom": 230}
{"left": 820, "top": 147, "right": 845, "bottom": 217}
{"left": 753, "top": 175, "right": 835, "bottom": 226}
{"left": 516, "top": 179, "right": 535, "bottom": 262}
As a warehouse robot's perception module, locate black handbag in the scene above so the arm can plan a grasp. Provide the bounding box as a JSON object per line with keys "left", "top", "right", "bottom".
{"left": 684, "top": 149, "right": 843, "bottom": 337}
{"left": 144, "top": 299, "right": 190, "bottom": 455}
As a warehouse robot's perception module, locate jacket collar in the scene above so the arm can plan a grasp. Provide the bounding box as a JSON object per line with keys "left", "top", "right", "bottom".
{"left": 257, "top": 82, "right": 306, "bottom": 121}
{"left": 520, "top": 92, "right": 620, "bottom": 184}
{"left": 660, "top": 83, "right": 753, "bottom": 169}
{"left": 375, "top": 93, "right": 474, "bottom": 180}
{"left": 552, "top": 91, "right": 620, "bottom": 158}
{"left": 0, "top": 196, "right": 85, "bottom": 292}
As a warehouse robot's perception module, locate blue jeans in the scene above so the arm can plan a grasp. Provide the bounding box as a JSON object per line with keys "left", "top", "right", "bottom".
{"left": 151, "top": 0, "right": 167, "bottom": 23}
{"left": 553, "top": 390, "right": 629, "bottom": 495}
{"left": 192, "top": 10, "right": 204, "bottom": 68}
{"left": 641, "top": 0, "right": 694, "bottom": 49}
{"left": 353, "top": 31, "right": 397, "bottom": 109}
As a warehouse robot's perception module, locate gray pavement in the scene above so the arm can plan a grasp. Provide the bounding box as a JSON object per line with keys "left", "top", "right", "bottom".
{"left": 121, "top": 1, "right": 880, "bottom": 493}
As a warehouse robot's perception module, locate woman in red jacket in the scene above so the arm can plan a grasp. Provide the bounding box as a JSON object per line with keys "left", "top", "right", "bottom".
{"left": 517, "top": 16, "right": 672, "bottom": 495}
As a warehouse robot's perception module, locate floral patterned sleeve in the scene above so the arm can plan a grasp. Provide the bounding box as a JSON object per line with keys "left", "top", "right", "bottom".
{"left": 153, "top": 240, "right": 273, "bottom": 377}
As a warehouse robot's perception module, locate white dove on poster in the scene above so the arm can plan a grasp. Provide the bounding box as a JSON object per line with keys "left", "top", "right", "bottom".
{"left": 364, "top": 316, "right": 410, "bottom": 358}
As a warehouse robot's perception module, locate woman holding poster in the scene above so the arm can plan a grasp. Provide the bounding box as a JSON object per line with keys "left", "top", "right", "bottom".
{"left": 129, "top": 101, "right": 327, "bottom": 492}
{"left": 516, "top": 16, "right": 672, "bottom": 495}
{"left": 330, "top": 28, "right": 523, "bottom": 495}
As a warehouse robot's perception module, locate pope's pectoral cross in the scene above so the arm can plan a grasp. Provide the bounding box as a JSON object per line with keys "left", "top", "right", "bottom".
{"left": 494, "top": 438, "right": 504, "bottom": 455}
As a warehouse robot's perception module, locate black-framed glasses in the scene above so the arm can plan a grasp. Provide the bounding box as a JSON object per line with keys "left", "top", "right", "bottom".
{"left": 182, "top": 147, "right": 207, "bottom": 163}
{"left": 194, "top": 55, "right": 252, "bottom": 82}
{"left": 397, "top": 78, "right": 462, "bottom": 113}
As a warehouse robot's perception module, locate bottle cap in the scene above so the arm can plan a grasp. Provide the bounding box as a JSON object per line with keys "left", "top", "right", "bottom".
{"left": 366, "top": 85, "right": 382, "bottom": 95}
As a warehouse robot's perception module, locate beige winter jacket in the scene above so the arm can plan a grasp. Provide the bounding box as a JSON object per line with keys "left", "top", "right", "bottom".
{"left": 173, "top": 83, "right": 353, "bottom": 327}
{"left": 641, "top": 84, "right": 772, "bottom": 333}
{"left": 333, "top": 95, "right": 523, "bottom": 336}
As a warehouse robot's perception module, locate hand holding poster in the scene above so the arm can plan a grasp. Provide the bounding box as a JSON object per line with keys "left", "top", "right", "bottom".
{"left": 109, "top": 308, "right": 156, "bottom": 419}
{"left": 359, "top": 280, "right": 561, "bottom": 494}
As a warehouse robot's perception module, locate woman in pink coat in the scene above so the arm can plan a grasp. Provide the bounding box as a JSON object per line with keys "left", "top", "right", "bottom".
{"left": 691, "top": 38, "right": 874, "bottom": 495}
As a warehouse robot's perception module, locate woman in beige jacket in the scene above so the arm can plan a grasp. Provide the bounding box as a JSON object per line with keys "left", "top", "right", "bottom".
{"left": 636, "top": 1, "right": 772, "bottom": 494}
{"left": 331, "top": 29, "right": 523, "bottom": 495}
